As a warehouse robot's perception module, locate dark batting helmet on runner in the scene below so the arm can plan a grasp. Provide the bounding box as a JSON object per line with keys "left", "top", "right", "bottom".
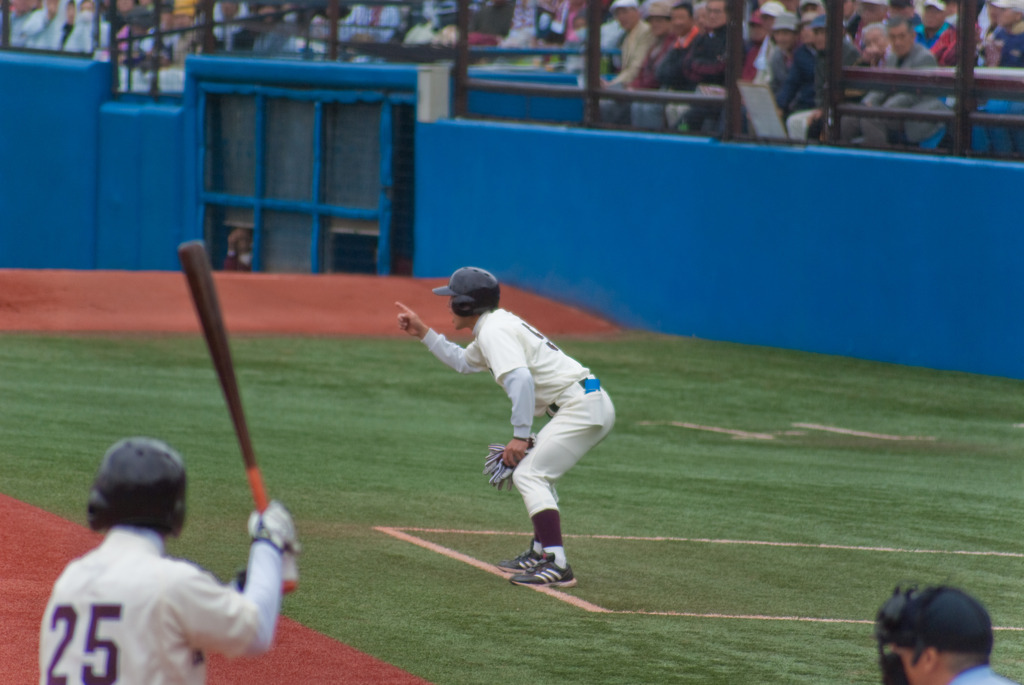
{"left": 87, "top": 437, "right": 187, "bottom": 536}
{"left": 432, "top": 267, "right": 501, "bottom": 317}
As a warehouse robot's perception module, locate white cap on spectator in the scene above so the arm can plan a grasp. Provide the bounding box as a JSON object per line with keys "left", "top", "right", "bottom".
{"left": 645, "top": 0, "right": 673, "bottom": 17}
{"left": 760, "top": 1, "right": 788, "bottom": 16}
{"left": 991, "top": 0, "right": 1024, "bottom": 9}
{"left": 772, "top": 11, "right": 798, "bottom": 30}
{"left": 923, "top": 0, "right": 946, "bottom": 8}
{"left": 610, "top": 0, "right": 639, "bottom": 10}
{"left": 859, "top": 0, "right": 888, "bottom": 6}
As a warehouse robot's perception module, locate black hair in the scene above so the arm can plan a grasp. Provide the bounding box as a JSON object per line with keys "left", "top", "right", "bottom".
{"left": 673, "top": 1, "right": 694, "bottom": 15}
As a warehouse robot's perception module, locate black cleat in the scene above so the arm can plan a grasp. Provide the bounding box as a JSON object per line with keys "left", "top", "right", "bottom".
{"left": 495, "top": 547, "right": 544, "bottom": 575}
{"left": 509, "top": 556, "right": 577, "bottom": 588}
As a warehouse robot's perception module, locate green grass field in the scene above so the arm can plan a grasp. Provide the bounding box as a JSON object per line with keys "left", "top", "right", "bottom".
{"left": 2, "top": 332, "right": 1022, "bottom": 684}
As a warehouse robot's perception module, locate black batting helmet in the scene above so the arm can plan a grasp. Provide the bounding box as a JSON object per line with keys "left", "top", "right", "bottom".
{"left": 87, "top": 437, "right": 187, "bottom": 537}
{"left": 875, "top": 586, "right": 993, "bottom": 685}
{"left": 432, "top": 267, "right": 500, "bottom": 316}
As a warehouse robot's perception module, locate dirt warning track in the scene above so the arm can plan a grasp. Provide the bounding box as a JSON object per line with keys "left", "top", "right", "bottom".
{"left": 0, "top": 270, "right": 620, "bottom": 337}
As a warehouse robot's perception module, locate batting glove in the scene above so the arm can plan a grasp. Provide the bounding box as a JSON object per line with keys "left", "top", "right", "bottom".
{"left": 248, "top": 500, "right": 300, "bottom": 555}
{"left": 483, "top": 435, "right": 535, "bottom": 491}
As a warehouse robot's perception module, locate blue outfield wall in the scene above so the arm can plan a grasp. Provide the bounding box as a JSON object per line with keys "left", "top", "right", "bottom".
{"left": 0, "top": 54, "right": 109, "bottom": 269}
{"left": 96, "top": 102, "right": 188, "bottom": 270}
{"left": 3, "top": 51, "right": 1024, "bottom": 379}
{"left": 414, "top": 120, "right": 1024, "bottom": 379}
{"left": 0, "top": 52, "right": 187, "bottom": 271}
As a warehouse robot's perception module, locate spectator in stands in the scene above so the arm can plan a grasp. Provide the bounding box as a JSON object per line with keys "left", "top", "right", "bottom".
{"left": 60, "top": 0, "right": 73, "bottom": 48}
{"left": 775, "top": 12, "right": 819, "bottom": 123}
{"left": 625, "top": 1, "right": 678, "bottom": 128}
{"left": 679, "top": 0, "right": 728, "bottom": 132}
{"left": 888, "top": 0, "right": 920, "bottom": 27}
{"left": 990, "top": 0, "right": 1024, "bottom": 65}
{"left": 929, "top": 0, "right": 960, "bottom": 64}
{"left": 784, "top": 13, "right": 862, "bottom": 140}
{"left": 155, "top": 1, "right": 199, "bottom": 66}
{"left": 562, "top": 0, "right": 588, "bottom": 43}
{"left": 501, "top": 0, "right": 539, "bottom": 46}
{"left": 337, "top": 3, "right": 406, "bottom": 43}
{"left": 63, "top": 0, "right": 95, "bottom": 52}
{"left": 765, "top": 11, "right": 798, "bottom": 100}
{"left": 657, "top": 1, "right": 699, "bottom": 89}
{"left": 693, "top": 0, "right": 708, "bottom": 30}
{"left": 535, "top": 0, "right": 568, "bottom": 44}
{"left": 840, "top": 15, "right": 949, "bottom": 146}
{"left": 916, "top": 0, "right": 950, "bottom": 47}
{"left": 223, "top": 228, "right": 254, "bottom": 271}
{"left": 980, "top": 0, "right": 1003, "bottom": 50}
{"left": 742, "top": 10, "right": 768, "bottom": 80}
{"left": 468, "top": 0, "right": 516, "bottom": 44}
{"left": 214, "top": 2, "right": 253, "bottom": 52}
{"left": 602, "top": 0, "right": 656, "bottom": 87}
{"left": 859, "top": 20, "right": 890, "bottom": 64}
{"left": 842, "top": 0, "right": 857, "bottom": 28}
{"left": 22, "top": 0, "right": 68, "bottom": 49}
{"left": 849, "top": 0, "right": 888, "bottom": 47}
{"left": 600, "top": 0, "right": 667, "bottom": 124}
{"left": 562, "top": 7, "right": 588, "bottom": 71}
{"left": 657, "top": 1, "right": 700, "bottom": 127}
{"left": 979, "top": 0, "right": 1024, "bottom": 153}
{"left": 750, "top": 0, "right": 786, "bottom": 84}
{"left": 3, "top": 0, "right": 38, "bottom": 47}
{"left": 798, "top": 0, "right": 824, "bottom": 20}
{"left": 243, "top": 3, "right": 303, "bottom": 54}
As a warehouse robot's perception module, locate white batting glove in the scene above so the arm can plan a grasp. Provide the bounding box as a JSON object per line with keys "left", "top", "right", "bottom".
{"left": 248, "top": 500, "right": 300, "bottom": 555}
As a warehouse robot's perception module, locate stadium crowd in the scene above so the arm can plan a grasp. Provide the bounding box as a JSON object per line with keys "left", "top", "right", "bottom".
{"left": 2, "top": 0, "right": 1023, "bottom": 149}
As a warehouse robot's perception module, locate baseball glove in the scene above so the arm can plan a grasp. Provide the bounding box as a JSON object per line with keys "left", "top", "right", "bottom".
{"left": 483, "top": 435, "right": 535, "bottom": 491}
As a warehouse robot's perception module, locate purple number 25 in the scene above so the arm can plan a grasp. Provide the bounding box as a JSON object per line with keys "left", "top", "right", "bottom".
{"left": 46, "top": 604, "right": 122, "bottom": 685}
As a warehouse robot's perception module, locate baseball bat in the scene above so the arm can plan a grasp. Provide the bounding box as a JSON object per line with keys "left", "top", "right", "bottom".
{"left": 177, "top": 240, "right": 269, "bottom": 512}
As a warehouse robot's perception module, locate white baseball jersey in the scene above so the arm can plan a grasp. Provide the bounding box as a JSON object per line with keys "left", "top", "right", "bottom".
{"left": 423, "top": 308, "right": 615, "bottom": 516}
{"left": 424, "top": 309, "right": 590, "bottom": 415}
{"left": 40, "top": 527, "right": 263, "bottom": 685}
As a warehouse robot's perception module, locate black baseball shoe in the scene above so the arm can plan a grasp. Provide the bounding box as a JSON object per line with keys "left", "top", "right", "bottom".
{"left": 509, "top": 556, "right": 577, "bottom": 588}
{"left": 495, "top": 547, "right": 544, "bottom": 575}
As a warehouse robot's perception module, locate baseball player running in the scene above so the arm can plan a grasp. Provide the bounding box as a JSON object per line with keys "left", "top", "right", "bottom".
{"left": 396, "top": 266, "right": 615, "bottom": 587}
{"left": 40, "top": 437, "right": 299, "bottom": 685}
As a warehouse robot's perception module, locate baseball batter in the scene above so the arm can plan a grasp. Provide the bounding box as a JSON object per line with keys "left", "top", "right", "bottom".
{"left": 396, "top": 266, "right": 615, "bottom": 587}
{"left": 39, "top": 437, "right": 299, "bottom": 685}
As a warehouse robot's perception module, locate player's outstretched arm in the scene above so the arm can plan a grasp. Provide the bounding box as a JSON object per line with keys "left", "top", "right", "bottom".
{"left": 244, "top": 500, "right": 299, "bottom": 654}
{"left": 396, "top": 301, "right": 429, "bottom": 340}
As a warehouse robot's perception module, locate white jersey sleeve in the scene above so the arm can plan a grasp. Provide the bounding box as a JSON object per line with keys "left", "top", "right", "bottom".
{"left": 422, "top": 328, "right": 489, "bottom": 374}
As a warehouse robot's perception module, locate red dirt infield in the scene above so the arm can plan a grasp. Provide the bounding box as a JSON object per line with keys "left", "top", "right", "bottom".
{"left": 1, "top": 269, "right": 619, "bottom": 684}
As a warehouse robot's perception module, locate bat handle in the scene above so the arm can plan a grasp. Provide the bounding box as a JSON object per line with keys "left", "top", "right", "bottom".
{"left": 246, "top": 466, "right": 297, "bottom": 593}
{"left": 246, "top": 466, "right": 270, "bottom": 513}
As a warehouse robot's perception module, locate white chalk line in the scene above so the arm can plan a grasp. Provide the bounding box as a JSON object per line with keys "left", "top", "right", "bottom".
{"left": 792, "top": 423, "right": 936, "bottom": 442}
{"left": 391, "top": 527, "right": 1024, "bottom": 558}
{"left": 375, "top": 527, "right": 1024, "bottom": 629}
{"left": 638, "top": 420, "right": 936, "bottom": 442}
{"left": 637, "top": 420, "right": 775, "bottom": 440}
{"left": 373, "top": 527, "right": 611, "bottom": 613}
